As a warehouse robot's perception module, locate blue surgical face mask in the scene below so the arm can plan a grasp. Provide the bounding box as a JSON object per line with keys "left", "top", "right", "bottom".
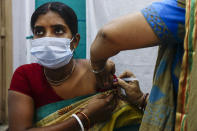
{"left": 30, "top": 37, "right": 74, "bottom": 69}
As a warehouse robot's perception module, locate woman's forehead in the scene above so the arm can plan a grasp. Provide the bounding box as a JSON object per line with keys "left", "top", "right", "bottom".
{"left": 35, "top": 11, "right": 67, "bottom": 26}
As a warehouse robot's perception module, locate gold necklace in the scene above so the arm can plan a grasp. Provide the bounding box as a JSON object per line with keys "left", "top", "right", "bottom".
{"left": 44, "top": 62, "right": 76, "bottom": 86}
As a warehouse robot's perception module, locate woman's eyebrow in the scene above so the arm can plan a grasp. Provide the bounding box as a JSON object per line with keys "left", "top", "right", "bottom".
{"left": 51, "top": 24, "right": 66, "bottom": 29}
{"left": 34, "top": 26, "right": 44, "bottom": 30}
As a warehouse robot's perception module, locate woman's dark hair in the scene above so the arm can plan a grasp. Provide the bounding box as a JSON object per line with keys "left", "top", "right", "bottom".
{"left": 31, "top": 2, "right": 78, "bottom": 36}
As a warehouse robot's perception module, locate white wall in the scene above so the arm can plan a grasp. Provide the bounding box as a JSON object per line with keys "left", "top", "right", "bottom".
{"left": 86, "top": 0, "right": 159, "bottom": 93}
{"left": 12, "top": 0, "right": 35, "bottom": 71}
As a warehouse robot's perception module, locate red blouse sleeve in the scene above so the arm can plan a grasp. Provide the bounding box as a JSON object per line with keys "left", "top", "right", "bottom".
{"left": 9, "top": 66, "right": 33, "bottom": 97}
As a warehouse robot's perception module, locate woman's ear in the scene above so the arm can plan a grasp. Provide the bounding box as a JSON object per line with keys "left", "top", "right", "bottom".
{"left": 72, "top": 33, "right": 80, "bottom": 49}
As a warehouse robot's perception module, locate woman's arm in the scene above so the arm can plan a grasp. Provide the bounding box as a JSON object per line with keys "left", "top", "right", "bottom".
{"left": 8, "top": 91, "right": 83, "bottom": 131}
{"left": 90, "top": 12, "right": 159, "bottom": 68}
{"left": 8, "top": 91, "right": 116, "bottom": 131}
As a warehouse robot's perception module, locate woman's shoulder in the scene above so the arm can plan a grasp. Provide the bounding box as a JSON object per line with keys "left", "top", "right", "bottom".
{"left": 12, "top": 63, "right": 44, "bottom": 85}
{"left": 75, "top": 59, "right": 90, "bottom": 67}
{"left": 10, "top": 63, "right": 44, "bottom": 98}
{"left": 75, "top": 59, "right": 89, "bottom": 63}
{"left": 75, "top": 59, "right": 94, "bottom": 73}
{"left": 15, "top": 63, "right": 42, "bottom": 73}
{"left": 13, "top": 63, "right": 44, "bottom": 81}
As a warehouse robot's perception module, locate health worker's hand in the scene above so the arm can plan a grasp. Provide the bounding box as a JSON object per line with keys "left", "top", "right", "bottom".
{"left": 114, "top": 70, "right": 144, "bottom": 106}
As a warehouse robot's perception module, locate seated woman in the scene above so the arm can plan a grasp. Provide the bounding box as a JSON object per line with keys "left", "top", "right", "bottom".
{"left": 8, "top": 2, "right": 142, "bottom": 131}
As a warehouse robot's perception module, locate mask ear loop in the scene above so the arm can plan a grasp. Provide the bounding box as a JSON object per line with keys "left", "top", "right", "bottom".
{"left": 70, "top": 35, "right": 77, "bottom": 49}
{"left": 70, "top": 36, "right": 76, "bottom": 53}
{"left": 70, "top": 37, "right": 75, "bottom": 42}
{"left": 70, "top": 35, "right": 78, "bottom": 57}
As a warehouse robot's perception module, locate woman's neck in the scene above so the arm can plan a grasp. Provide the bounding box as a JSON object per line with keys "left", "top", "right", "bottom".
{"left": 44, "top": 59, "right": 76, "bottom": 85}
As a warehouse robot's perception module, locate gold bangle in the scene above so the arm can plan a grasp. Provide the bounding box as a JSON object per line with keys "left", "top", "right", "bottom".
{"left": 77, "top": 112, "right": 90, "bottom": 130}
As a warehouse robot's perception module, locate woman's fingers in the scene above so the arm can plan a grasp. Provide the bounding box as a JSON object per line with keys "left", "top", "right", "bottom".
{"left": 102, "top": 60, "right": 115, "bottom": 88}
{"left": 107, "top": 60, "right": 116, "bottom": 74}
{"left": 106, "top": 94, "right": 117, "bottom": 111}
{"left": 96, "top": 92, "right": 114, "bottom": 100}
{"left": 95, "top": 61, "right": 115, "bottom": 90}
{"left": 96, "top": 93, "right": 117, "bottom": 113}
{"left": 104, "top": 93, "right": 114, "bottom": 103}
{"left": 116, "top": 78, "right": 131, "bottom": 90}
{"left": 119, "top": 70, "right": 135, "bottom": 78}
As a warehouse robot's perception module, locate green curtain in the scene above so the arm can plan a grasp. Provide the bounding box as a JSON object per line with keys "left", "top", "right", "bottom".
{"left": 35, "top": 0, "right": 86, "bottom": 59}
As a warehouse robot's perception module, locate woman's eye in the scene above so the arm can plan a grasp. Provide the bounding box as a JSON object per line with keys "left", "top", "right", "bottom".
{"left": 34, "top": 29, "right": 45, "bottom": 36}
{"left": 54, "top": 28, "right": 65, "bottom": 35}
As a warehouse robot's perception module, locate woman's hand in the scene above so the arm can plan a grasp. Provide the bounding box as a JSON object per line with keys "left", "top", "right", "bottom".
{"left": 82, "top": 92, "right": 117, "bottom": 126}
{"left": 91, "top": 60, "right": 116, "bottom": 91}
{"left": 114, "top": 70, "right": 144, "bottom": 106}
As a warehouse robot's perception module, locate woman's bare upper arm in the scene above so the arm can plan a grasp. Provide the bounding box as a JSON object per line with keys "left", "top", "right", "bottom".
{"left": 103, "top": 12, "right": 159, "bottom": 50}
{"left": 8, "top": 91, "right": 35, "bottom": 131}
{"left": 90, "top": 12, "right": 160, "bottom": 62}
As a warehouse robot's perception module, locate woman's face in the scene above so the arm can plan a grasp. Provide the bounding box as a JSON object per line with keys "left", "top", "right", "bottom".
{"left": 33, "top": 11, "right": 72, "bottom": 39}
